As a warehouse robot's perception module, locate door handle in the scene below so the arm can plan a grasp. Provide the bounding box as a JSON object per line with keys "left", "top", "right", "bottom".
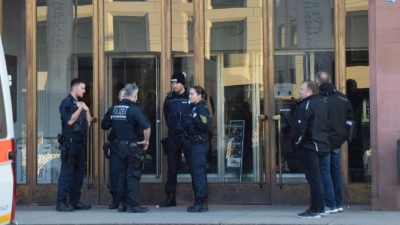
{"left": 156, "top": 119, "right": 161, "bottom": 178}
{"left": 272, "top": 115, "right": 283, "bottom": 189}
{"left": 87, "top": 117, "right": 97, "bottom": 189}
{"left": 257, "top": 115, "right": 267, "bottom": 188}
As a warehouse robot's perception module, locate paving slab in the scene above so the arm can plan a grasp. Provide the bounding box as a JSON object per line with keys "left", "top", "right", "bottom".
{"left": 13, "top": 204, "right": 400, "bottom": 225}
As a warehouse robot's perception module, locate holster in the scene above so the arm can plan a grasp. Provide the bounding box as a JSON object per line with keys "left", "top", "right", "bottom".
{"left": 161, "top": 138, "right": 168, "bottom": 155}
{"left": 57, "top": 133, "right": 64, "bottom": 144}
{"left": 103, "top": 142, "right": 110, "bottom": 159}
{"left": 129, "top": 143, "right": 145, "bottom": 170}
{"left": 58, "top": 143, "right": 69, "bottom": 163}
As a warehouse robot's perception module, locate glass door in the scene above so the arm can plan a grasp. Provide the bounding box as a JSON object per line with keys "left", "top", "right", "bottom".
{"left": 271, "top": 0, "right": 336, "bottom": 203}
{"left": 101, "top": 54, "right": 161, "bottom": 204}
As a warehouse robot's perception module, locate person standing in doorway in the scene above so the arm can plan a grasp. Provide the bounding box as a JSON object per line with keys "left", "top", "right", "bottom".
{"left": 291, "top": 81, "right": 330, "bottom": 218}
{"left": 187, "top": 86, "right": 211, "bottom": 212}
{"left": 101, "top": 88, "right": 125, "bottom": 209}
{"left": 159, "top": 72, "right": 193, "bottom": 207}
{"left": 109, "top": 83, "right": 151, "bottom": 213}
{"left": 317, "top": 71, "right": 353, "bottom": 213}
{"left": 56, "top": 78, "right": 92, "bottom": 212}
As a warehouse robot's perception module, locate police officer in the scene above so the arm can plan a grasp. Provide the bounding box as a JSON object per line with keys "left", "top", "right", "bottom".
{"left": 101, "top": 88, "right": 125, "bottom": 209}
{"left": 160, "top": 72, "right": 193, "bottom": 207}
{"left": 187, "top": 86, "right": 211, "bottom": 212}
{"left": 109, "top": 83, "right": 150, "bottom": 213}
{"left": 56, "top": 78, "right": 92, "bottom": 212}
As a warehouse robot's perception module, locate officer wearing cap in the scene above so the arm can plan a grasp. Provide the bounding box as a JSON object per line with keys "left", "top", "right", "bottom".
{"left": 101, "top": 88, "right": 125, "bottom": 209}
{"left": 187, "top": 86, "right": 211, "bottom": 212}
{"left": 56, "top": 78, "right": 92, "bottom": 212}
{"left": 159, "top": 72, "right": 193, "bottom": 207}
{"left": 106, "top": 83, "right": 151, "bottom": 213}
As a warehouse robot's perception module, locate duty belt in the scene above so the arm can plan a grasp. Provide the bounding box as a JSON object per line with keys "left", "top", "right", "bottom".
{"left": 168, "top": 131, "right": 187, "bottom": 138}
{"left": 64, "top": 138, "right": 86, "bottom": 144}
{"left": 119, "top": 140, "right": 143, "bottom": 148}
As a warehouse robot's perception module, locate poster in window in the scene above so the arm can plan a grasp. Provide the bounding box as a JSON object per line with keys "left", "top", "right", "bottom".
{"left": 226, "top": 120, "right": 245, "bottom": 176}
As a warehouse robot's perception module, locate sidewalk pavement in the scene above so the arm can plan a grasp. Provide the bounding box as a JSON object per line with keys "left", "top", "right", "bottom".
{"left": 14, "top": 204, "right": 399, "bottom": 225}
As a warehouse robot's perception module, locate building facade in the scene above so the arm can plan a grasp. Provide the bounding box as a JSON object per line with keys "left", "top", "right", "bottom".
{"left": 1, "top": 0, "right": 399, "bottom": 210}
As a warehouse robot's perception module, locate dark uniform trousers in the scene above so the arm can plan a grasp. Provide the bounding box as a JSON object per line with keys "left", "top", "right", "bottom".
{"left": 165, "top": 135, "right": 192, "bottom": 193}
{"left": 109, "top": 140, "right": 119, "bottom": 197}
{"left": 117, "top": 142, "right": 142, "bottom": 206}
{"left": 191, "top": 141, "right": 209, "bottom": 198}
{"left": 57, "top": 142, "right": 86, "bottom": 204}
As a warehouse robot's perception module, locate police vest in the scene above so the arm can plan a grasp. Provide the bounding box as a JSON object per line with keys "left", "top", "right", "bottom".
{"left": 61, "top": 96, "right": 88, "bottom": 138}
{"left": 166, "top": 96, "right": 191, "bottom": 132}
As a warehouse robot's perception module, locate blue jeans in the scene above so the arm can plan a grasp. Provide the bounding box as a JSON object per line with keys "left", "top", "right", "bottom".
{"left": 331, "top": 148, "right": 343, "bottom": 208}
{"left": 320, "top": 147, "right": 342, "bottom": 209}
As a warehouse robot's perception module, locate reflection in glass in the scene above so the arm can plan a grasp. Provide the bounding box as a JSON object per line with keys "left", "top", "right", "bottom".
{"left": 274, "top": 0, "right": 335, "bottom": 183}
{"left": 104, "top": 0, "right": 162, "bottom": 180}
{"left": 345, "top": 0, "right": 370, "bottom": 183}
{"left": 204, "top": 0, "right": 263, "bottom": 182}
{"left": 36, "top": 0, "right": 93, "bottom": 184}
{"left": 2, "top": 1, "right": 27, "bottom": 183}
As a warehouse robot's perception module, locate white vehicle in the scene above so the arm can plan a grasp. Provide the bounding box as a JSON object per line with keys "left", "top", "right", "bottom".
{"left": 0, "top": 36, "right": 16, "bottom": 225}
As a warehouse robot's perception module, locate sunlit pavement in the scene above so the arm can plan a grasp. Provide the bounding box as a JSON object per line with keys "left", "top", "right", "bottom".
{"left": 14, "top": 204, "right": 399, "bottom": 225}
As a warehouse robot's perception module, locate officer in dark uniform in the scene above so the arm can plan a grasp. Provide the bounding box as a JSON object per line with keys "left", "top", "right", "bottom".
{"left": 160, "top": 72, "right": 193, "bottom": 207}
{"left": 56, "top": 78, "right": 92, "bottom": 212}
{"left": 187, "top": 86, "right": 211, "bottom": 212}
{"left": 101, "top": 88, "right": 125, "bottom": 209}
{"left": 105, "top": 83, "right": 150, "bottom": 213}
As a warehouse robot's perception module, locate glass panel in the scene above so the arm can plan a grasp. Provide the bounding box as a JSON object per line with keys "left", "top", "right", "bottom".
{"left": 274, "top": 0, "right": 335, "bottom": 183}
{"left": 171, "top": 0, "right": 196, "bottom": 180}
{"left": 345, "top": 0, "right": 370, "bottom": 183}
{"left": 104, "top": 0, "right": 162, "bottom": 182}
{"left": 36, "top": 0, "right": 93, "bottom": 184}
{"left": 204, "top": 0, "right": 264, "bottom": 182}
{"left": 1, "top": 1, "right": 27, "bottom": 184}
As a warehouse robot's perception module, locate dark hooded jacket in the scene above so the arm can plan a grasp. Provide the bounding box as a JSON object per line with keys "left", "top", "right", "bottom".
{"left": 291, "top": 95, "right": 331, "bottom": 153}
{"left": 319, "top": 83, "right": 354, "bottom": 149}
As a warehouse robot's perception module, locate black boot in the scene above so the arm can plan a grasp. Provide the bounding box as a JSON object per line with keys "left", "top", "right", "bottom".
{"left": 109, "top": 195, "right": 119, "bottom": 209}
{"left": 187, "top": 197, "right": 208, "bottom": 212}
{"left": 159, "top": 192, "right": 177, "bottom": 207}
{"left": 118, "top": 202, "right": 127, "bottom": 212}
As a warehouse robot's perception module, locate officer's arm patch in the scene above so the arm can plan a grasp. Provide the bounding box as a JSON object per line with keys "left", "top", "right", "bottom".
{"left": 200, "top": 115, "right": 207, "bottom": 123}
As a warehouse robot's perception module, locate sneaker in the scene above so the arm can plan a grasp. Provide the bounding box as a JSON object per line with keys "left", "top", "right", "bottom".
{"left": 297, "top": 210, "right": 321, "bottom": 218}
{"left": 324, "top": 207, "right": 338, "bottom": 214}
{"left": 337, "top": 207, "right": 344, "bottom": 212}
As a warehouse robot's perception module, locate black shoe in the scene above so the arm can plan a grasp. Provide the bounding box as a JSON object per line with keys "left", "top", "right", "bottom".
{"left": 159, "top": 192, "right": 177, "bottom": 207}
{"left": 126, "top": 205, "right": 149, "bottom": 213}
{"left": 109, "top": 201, "right": 119, "bottom": 209}
{"left": 297, "top": 210, "right": 321, "bottom": 218}
{"left": 56, "top": 203, "right": 74, "bottom": 212}
{"left": 118, "top": 202, "right": 127, "bottom": 212}
{"left": 71, "top": 202, "right": 91, "bottom": 210}
{"left": 187, "top": 198, "right": 208, "bottom": 212}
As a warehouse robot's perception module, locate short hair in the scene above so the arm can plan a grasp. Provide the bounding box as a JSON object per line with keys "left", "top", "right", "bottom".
{"left": 124, "top": 83, "right": 139, "bottom": 97}
{"left": 304, "top": 81, "right": 319, "bottom": 95}
{"left": 317, "top": 71, "right": 331, "bottom": 84}
{"left": 70, "top": 78, "right": 85, "bottom": 88}
{"left": 118, "top": 88, "right": 125, "bottom": 98}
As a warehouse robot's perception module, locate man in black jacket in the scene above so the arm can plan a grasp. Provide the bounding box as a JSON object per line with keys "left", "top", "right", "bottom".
{"left": 291, "top": 81, "right": 330, "bottom": 218}
{"left": 317, "top": 71, "right": 353, "bottom": 214}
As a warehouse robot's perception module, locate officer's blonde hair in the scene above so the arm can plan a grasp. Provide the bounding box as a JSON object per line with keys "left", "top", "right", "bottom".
{"left": 124, "top": 83, "right": 139, "bottom": 97}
